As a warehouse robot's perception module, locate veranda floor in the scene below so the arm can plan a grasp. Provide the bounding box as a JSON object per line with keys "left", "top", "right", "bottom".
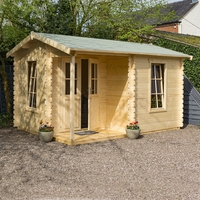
{"left": 53, "top": 129, "right": 126, "bottom": 146}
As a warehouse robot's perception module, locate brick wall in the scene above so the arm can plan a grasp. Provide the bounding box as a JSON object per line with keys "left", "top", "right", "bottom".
{"left": 155, "top": 23, "right": 179, "bottom": 33}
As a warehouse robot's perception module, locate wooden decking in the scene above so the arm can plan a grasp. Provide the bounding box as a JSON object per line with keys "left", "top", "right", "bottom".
{"left": 53, "top": 129, "right": 126, "bottom": 145}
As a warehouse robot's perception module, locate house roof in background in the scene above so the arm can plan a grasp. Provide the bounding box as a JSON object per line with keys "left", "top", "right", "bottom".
{"left": 7, "top": 32, "right": 192, "bottom": 60}
{"left": 155, "top": 31, "right": 200, "bottom": 47}
{"left": 161, "top": 0, "right": 198, "bottom": 24}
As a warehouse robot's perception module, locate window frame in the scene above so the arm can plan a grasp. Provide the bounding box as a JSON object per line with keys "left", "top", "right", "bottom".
{"left": 150, "top": 63, "right": 166, "bottom": 112}
{"left": 27, "top": 61, "right": 37, "bottom": 109}
{"left": 91, "top": 63, "right": 98, "bottom": 95}
{"left": 65, "top": 62, "right": 78, "bottom": 95}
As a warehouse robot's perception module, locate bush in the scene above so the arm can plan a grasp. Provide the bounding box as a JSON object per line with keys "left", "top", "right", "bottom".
{"left": 0, "top": 114, "right": 13, "bottom": 128}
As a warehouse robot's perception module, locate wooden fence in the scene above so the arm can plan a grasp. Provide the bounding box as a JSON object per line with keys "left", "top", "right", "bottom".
{"left": 183, "top": 75, "right": 200, "bottom": 125}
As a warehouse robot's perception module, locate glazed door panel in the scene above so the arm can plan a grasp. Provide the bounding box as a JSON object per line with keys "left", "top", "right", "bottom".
{"left": 88, "top": 59, "right": 99, "bottom": 130}
{"left": 60, "top": 58, "right": 81, "bottom": 131}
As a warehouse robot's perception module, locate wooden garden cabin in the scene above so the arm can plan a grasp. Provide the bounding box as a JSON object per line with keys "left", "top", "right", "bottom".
{"left": 7, "top": 32, "right": 192, "bottom": 144}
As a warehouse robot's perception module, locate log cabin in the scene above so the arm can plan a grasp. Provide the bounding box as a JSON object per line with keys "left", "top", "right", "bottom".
{"left": 7, "top": 32, "right": 192, "bottom": 143}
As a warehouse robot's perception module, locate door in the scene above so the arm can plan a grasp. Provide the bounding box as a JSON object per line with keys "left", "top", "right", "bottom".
{"left": 60, "top": 58, "right": 81, "bottom": 131}
{"left": 81, "top": 59, "right": 88, "bottom": 128}
{"left": 88, "top": 59, "right": 99, "bottom": 130}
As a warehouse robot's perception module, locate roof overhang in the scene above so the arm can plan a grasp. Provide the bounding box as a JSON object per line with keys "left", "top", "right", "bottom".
{"left": 74, "top": 49, "right": 193, "bottom": 60}
{"left": 6, "top": 32, "right": 192, "bottom": 61}
{"left": 6, "top": 31, "right": 71, "bottom": 58}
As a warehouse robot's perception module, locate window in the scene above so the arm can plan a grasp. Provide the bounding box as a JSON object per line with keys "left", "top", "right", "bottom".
{"left": 28, "top": 61, "right": 37, "bottom": 108}
{"left": 91, "top": 63, "right": 98, "bottom": 94}
{"left": 151, "top": 64, "right": 165, "bottom": 109}
{"left": 65, "top": 63, "right": 77, "bottom": 95}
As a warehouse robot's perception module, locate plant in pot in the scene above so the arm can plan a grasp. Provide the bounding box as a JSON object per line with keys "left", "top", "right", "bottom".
{"left": 126, "top": 121, "right": 140, "bottom": 139}
{"left": 38, "top": 120, "right": 54, "bottom": 142}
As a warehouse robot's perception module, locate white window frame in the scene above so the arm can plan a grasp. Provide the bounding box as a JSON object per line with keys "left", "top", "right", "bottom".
{"left": 27, "top": 61, "right": 37, "bottom": 109}
{"left": 150, "top": 63, "right": 166, "bottom": 111}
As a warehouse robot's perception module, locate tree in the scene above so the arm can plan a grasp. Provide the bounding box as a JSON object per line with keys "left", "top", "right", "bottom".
{"left": 0, "top": 56, "right": 12, "bottom": 115}
{"left": 104, "top": 0, "right": 174, "bottom": 42}
{"left": 44, "top": 0, "right": 74, "bottom": 35}
{"left": 46, "top": 0, "right": 174, "bottom": 42}
{"left": 0, "top": 0, "right": 174, "bottom": 115}
{"left": 0, "top": 0, "right": 54, "bottom": 115}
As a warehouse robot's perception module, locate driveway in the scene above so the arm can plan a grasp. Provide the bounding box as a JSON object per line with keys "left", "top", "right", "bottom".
{"left": 1, "top": 125, "right": 200, "bottom": 200}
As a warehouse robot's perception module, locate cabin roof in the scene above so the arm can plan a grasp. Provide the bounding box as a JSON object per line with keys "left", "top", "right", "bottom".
{"left": 7, "top": 31, "right": 192, "bottom": 60}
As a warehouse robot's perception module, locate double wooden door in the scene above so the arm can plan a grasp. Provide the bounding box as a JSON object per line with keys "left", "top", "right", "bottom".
{"left": 60, "top": 58, "right": 99, "bottom": 131}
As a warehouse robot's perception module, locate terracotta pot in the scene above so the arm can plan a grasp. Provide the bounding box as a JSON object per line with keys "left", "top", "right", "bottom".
{"left": 126, "top": 129, "right": 140, "bottom": 139}
{"left": 38, "top": 131, "right": 54, "bottom": 142}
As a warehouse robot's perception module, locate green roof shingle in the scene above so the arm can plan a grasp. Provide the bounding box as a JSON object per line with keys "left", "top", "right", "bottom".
{"left": 7, "top": 32, "right": 192, "bottom": 60}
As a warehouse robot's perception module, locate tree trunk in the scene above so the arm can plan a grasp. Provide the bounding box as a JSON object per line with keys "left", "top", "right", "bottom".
{"left": 0, "top": 55, "right": 12, "bottom": 116}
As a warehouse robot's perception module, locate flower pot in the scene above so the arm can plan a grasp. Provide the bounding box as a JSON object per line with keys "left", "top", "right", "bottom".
{"left": 38, "top": 131, "right": 54, "bottom": 142}
{"left": 126, "top": 129, "right": 140, "bottom": 139}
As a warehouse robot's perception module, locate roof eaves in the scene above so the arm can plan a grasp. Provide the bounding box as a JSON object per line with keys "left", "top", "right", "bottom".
{"left": 72, "top": 48, "right": 192, "bottom": 60}
{"left": 33, "top": 32, "right": 71, "bottom": 55}
{"left": 6, "top": 34, "right": 32, "bottom": 58}
{"left": 6, "top": 31, "right": 71, "bottom": 58}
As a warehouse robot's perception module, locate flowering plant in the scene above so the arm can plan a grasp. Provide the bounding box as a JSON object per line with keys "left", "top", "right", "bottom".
{"left": 39, "top": 120, "right": 54, "bottom": 132}
{"left": 126, "top": 121, "right": 140, "bottom": 130}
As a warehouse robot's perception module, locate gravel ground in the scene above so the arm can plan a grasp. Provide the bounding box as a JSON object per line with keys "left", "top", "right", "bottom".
{"left": 1, "top": 125, "right": 200, "bottom": 200}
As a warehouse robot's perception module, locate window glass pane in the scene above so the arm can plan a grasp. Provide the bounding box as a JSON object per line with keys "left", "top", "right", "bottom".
{"left": 33, "top": 94, "right": 36, "bottom": 108}
{"left": 94, "top": 64, "right": 97, "bottom": 78}
{"left": 155, "top": 66, "right": 160, "bottom": 78}
{"left": 32, "top": 64, "right": 36, "bottom": 77}
{"left": 34, "top": 81, "right": 37, "bottom": 93}
{"left": 92, "top": 64, "right": 94, "bottom": 78}
{"left": 65, "top": 80, "right": 70, "bottom": 95}
{"left": 75, "top": 65, "right": 77, "bottom": 78}
{"left": 151, "top": 80, "right": 155, "bottom": 93}
{"left": 158, "top": 95, "right": 163, "bottom": 107}
{"left": 157, "top": 80, "right": 161, "bottom": 93}
{"left": 75, "top": 80, "right": 77, "bottom": 94}
{"left": 151, "top": 66, "right": 155, "bottom": 78}
{"left": 65, "top": 63, "right": 77, "bottom": 95}
{"left": 65, "top": 63, "right": 70, "bottom": 78}
{"left": 29, "top": 94, "right": 32, "bottom": 107}
{"left": 91, "top": 80, "right": 94, "bottom": 94}
{"left": 151, "top": 95, "right": 157, "bottom": 108}
{"left": 95, "top": 80, "right": 97, "bottom": 94}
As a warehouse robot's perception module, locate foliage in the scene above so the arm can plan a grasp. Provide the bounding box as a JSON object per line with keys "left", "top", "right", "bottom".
{"left": 153, "top": 37, "right": 200, "bottom": 92}
{"left": 127, "top": 121, "right": 140, "bottom": 130}
{"left": 43, "top": 0, "right": 74, "bottom": 35}
{"left": 0, "top": 55, "right": 13, "bottom": 115}
{"left": 109, "top": 0, "right": 174, "bottom": 42}
{"left": 39, "top": 120, "right": 54, "bottom": 132}
{"left": 0, "top": 114, "right": 13, "bottom": 128}
{"left": 43, "top": 0, "right": 174, "bottom": 41}
{"left": 0, "top": 0, "right": 175, "bottom": 43}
